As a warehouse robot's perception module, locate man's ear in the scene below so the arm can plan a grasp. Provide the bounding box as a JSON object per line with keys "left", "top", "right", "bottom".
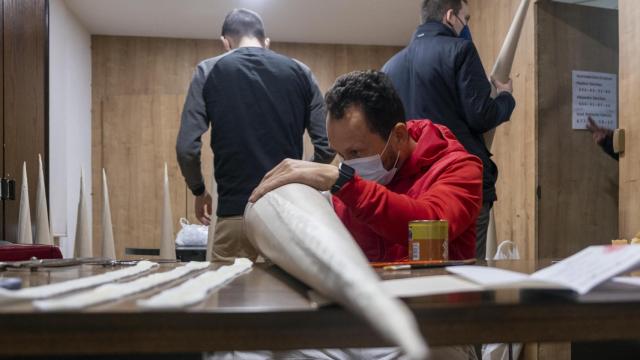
{"left": 443, "top": 8, "right": 456, "bottom": 26}
{"left": 393, "top": 122, "right": 409, "bottom": 145}
{"left": 264, "top": 38, "right": 271, "bottom": 49}
{"left": 221, "top": 36, "right": 232, "bottom": 51}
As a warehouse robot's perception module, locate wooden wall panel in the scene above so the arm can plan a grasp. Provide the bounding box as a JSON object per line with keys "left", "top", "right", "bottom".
{"left": 536, "top": 1, "right": 618, "bottom": 258}
{"left": 619, "top": 0, "right": 640, "bottom": 239}
{"left": 92, "top": 36, "right": 401, "bottom": 257}
{"left": 0, "top": 0, "right": 4, "bottom": 240}
{"left": 3, "top": 0, "right": 47, "bottom": 243}
{"left": 469, "top": 0, "right": 537, "bottom": 260}
{"left": 92, "top": 36, "right": 222, "bottom": 258}
{"left": 99, "top": 95, "right": 186, "bottom": 254}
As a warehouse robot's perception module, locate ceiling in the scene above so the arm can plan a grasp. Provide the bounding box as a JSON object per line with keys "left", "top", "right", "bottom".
{"left": 552, "top": 0, "right": 618, "bottom": 10}
{"left": 65, "top": 0, "right": 619, "bottom": 46}
{"left": 64, "top": 0, "right": 423, "bottom": 46}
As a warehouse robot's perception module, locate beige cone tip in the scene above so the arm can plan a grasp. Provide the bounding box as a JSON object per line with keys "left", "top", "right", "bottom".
{"left": 17, "top": 161, "right": 33, "bottom": 244}
{"left": 35, "top": 154, "right": 52, "bottom": 245}
{"left": 160, "top": 162, "right": 175, "bottom": 260}
{"left": 101, "top": 168, "right": 116, "bottom": 259}
{"left": 74, "top": 167, "right": 93, "bottom": 258}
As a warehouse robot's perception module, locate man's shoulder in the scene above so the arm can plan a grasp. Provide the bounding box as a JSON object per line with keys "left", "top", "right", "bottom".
{"left": 382, "top": 47, "right": 408, "bottom": 72}
{"left": 196, "top": 51, "right": 235, "bottom": 78}
{"left": 415, "top": 34, "right": 470, "bottom": 55}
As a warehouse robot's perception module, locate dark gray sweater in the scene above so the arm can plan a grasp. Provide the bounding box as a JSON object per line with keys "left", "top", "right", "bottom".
{"left": 176, "top": 47, "right": 335, "bottom": 216}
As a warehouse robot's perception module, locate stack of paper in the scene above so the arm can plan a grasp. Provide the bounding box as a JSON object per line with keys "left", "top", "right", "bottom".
{"left": 383, "top": 245, "right": 640, "bottom": 299}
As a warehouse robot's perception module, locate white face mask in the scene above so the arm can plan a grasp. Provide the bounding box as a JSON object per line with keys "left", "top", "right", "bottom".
{"left": 342, "top": 134, "right": 400, "bottom": 185}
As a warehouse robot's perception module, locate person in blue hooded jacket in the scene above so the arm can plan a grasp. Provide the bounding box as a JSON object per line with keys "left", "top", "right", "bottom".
{"left": 382, "top": 0, "right": 516, "bottom": 260}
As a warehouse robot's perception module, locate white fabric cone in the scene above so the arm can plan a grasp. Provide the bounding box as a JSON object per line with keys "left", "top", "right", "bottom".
{"left": 74, "top": 168, "right": 93, "bottom": 258}
{"left": 101, "top": 169, "right": 116, "bottom": 259}
{"left": 206, "top": 169, "right": 217, "bottom": 261}
{"left": 35, "top": 154, "right": 52, "bottom": 245}
{"left": 483, "top": 0, "right": 531, "bottom": 256}
{"left": 490, "top": 0, "right": 531, "bottom": 84}
{"left": 485, "top": 0, "right": 531, "bottom": 147}
{"left": 159, "top": 163, "right": 175, "bottom": 260}
{"left": 17, "top": 162, "right": 33, "bottom": 244}
{"left": 245, "top": 184, "right": 429, "bottom": 360}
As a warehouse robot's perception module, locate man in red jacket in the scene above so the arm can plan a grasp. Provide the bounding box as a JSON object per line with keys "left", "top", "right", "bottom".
{"left": 250, "top": 70, "right": 482, "bottom": 261}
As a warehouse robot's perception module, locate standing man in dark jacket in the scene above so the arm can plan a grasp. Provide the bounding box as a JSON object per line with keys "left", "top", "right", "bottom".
{"left": 176, "top": 8, "right": 335, "bottom": 261}
{"left": 383, "top": 0, "right": 516, "bottom": 260}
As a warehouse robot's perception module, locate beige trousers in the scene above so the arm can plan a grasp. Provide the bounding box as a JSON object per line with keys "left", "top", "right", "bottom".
{"left": 207, "top": 216, "right": 259, "bottom": 262}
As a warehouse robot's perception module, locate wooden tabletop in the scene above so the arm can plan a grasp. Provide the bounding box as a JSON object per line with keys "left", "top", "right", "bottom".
{"left": 1, "top": 259, "right": 640, "bottom": 356}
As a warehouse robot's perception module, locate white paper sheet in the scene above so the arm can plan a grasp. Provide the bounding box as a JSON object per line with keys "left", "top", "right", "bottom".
{"left": 445, "top": 266, "right": 529, "bottom": 287}
{"left": 381, "top": 275, "right": 483, "bottom": 298}
{"left": 572, "top": 70, "right": 617, "bottom": 130}
{"left": 612, "top": 276, "right": 640, "bottom": 287}
{"left": 446, "top": 246, "right": 640, "bottom": 295}
{"left": 531, "top": 245, "right": 640, "bottom": 294}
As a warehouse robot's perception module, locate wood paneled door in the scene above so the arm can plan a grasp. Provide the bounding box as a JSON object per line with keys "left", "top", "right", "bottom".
{"left": 536, "top": 1, "right": 619, "bottom": 258}
{"left": 1, "top": 0, "right": 49, "bottom": 242}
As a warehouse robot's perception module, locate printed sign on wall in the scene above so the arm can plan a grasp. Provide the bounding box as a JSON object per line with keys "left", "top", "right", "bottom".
{"left": 572, "top": 70, "right": 617, "bottom": 130}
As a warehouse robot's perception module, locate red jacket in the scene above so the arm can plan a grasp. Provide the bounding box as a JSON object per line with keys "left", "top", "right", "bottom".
{"left": 332, "top": 120, "right": 483, "bottom": 261}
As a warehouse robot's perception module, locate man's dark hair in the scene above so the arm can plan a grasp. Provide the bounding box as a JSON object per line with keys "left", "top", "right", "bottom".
{"left": 325, "top": 70, "right": 406, "bottom": 139}
{"left": 421, "top": 0, "right": 467, "bottom": 24}
{"left": 221, "top": 8, "right": 266, "bottom": 42}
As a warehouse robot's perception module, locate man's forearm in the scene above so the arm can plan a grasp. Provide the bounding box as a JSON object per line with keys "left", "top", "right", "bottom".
{"left": 176, "top": 147, "right": 206, "bottom": 196}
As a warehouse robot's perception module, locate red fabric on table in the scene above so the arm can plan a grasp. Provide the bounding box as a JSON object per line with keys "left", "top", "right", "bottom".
{"left": 0, "top": 244, "right": 63, "bottom": 261}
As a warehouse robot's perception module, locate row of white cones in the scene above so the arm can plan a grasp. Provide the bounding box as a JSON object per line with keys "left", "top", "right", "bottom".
{"left": 16, "top": 157, "right": 175, "bottom": 260}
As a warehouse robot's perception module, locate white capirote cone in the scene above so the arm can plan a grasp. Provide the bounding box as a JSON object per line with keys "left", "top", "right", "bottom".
{"left": 17, "top": 161, "right": 33, "bottom": 244}
{"left": 74, "top": 168, "right": 93, "bottom": 258}
{"left": 485, "top": 0, "right": 531, "bottom": 147}
{"left": 35, "top": 154, "right": 52, "bottom": 245}
{"left": 483, "top": 0, "right": 531, "bottom": 260}
{"left": 101, "top": 169, "right": 116, "bottom": 259}
{"left": 159, "top": 163, "right": 175, "bottom": 260}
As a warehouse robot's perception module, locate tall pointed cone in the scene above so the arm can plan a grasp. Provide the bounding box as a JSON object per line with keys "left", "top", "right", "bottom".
{"left": 482, "top": 0, "right": 531, "bottom": 258}
{"left": 74, "top": 168, "right": 93, "bottom": 258}
{"left": 206, "top": 210, "right": 215, "bottom": 262}
{"left": 486, "top": 210, "right": 497, "bottom": 260}
{"left": 206, "top": 172, "right": 217, "bottom": 261}
{"left": 35, "top": 154, "right": 52, "bottom": 245}
{"left": 17, "top": 162, "right": 33, "bottom": 244}
{"left": 490, "top": 0, "right": 531, "bottom": 83}
{"left": 485, "top": 0, "right": 531, "bottom": 148}
{"left": 101, "top": 169, "right": 116, "bottom": 259}
{"left": 159, "top": 163, "right": 175, "bottom": 259}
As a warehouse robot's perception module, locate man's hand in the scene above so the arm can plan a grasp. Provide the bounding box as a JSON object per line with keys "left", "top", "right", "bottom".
{"left": 586, "top": 116, "right": 612, "bottom": 145}
{"left": 249, "top": 159, "right": 339, "bottom": 203}
{"left": 491, "top": 77, "right": 513, "bottom": 95}
{"left": 195, "top": 190, "right": 213, "bottom": 225}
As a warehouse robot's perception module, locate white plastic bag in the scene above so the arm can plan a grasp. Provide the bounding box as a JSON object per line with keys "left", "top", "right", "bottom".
{"left": 482, "top": 240, "right": 522, "bottom": 360}
{"left": 493, "top": 240, "right": 520, "bottom": 260}
{"left": 175, "top": 218, "right": 208, "bottom": 246}
{"left": 482, "top": 343, "right": 522, "bottom": 360}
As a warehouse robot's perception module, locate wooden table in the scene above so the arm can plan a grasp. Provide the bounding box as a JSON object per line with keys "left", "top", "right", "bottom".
{"left": 1, "top": 259, "right": 639, "bottom": 356}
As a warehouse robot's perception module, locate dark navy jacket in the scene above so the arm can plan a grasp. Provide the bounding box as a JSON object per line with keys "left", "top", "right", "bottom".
{"left": 383, "top": 21, "right": 516, "bottom": 203}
